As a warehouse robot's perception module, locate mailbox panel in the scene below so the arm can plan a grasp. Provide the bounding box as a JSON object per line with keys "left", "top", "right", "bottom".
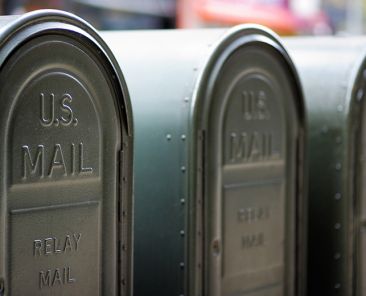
{"left": 0, "top": 10, "right": 133, "bottom": 296}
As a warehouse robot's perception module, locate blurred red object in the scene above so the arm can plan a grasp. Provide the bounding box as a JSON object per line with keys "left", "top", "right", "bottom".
{"left": 177, "top": 0, "right": 331, "bottom": 35}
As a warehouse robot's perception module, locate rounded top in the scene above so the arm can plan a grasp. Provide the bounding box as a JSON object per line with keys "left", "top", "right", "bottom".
{"left": 192, "top": 24, "right": 305, "bottom": 128}
{"left": 0, "top": 9, "right": 132, "bottom": 135}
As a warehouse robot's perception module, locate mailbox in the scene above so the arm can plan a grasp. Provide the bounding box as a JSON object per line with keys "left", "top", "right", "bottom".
{"left": 285, "top": 37, "right": 366, "bottom": 295}
{"left": 0, "top": 10, "right": 133, "bottom": 296}
{"left": 102, "top": 27, "right": 305, "bottom": 296}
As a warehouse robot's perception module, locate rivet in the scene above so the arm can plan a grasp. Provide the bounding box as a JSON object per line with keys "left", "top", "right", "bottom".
{"left": 334, "top": 253, "right": 341, "bottom": 260}
{"left": 180, "top": 198, "right": 185, "bottom": 205}
{"left": 180, "top": 262, "right": 185, "bottom": 269}
{"left": 335, "top": 193, "right": 342, "bottom": 200}
{"left": 212, "top": 239, "right": 220, "bottom": 255}
{"left": 334, "top": 223, "right": 341, "bottom": 230}
{"left": 180, "top": 230, "right": 185, "bottom": 236}
{"left": 181, "top": 134, "right": 186, "bottom": 141}
{"left": 166, "top": 134, "right": 172, "bottom": 141}
{"left": 184, "top": 97, "right": 189, "bottom": 102}
{"left": 321, "top": 126, "right": 329, "bottom": 134}
{"left": 334, "top": 283, "right": 341, "bottom": 289}
{"left": 335, "top": 136, "right": 342, "bottom": 144}
{"left": 337, "top": 105, "right": 344, "bottom": 112}
{"left": 181, "top": 166, "right": 186, "bottom": 173}
{"left": 335, "top": 163, "right": 342, "bottom": 170}
{"left": 357, "top": 88, "right": 364, "bottom": 101}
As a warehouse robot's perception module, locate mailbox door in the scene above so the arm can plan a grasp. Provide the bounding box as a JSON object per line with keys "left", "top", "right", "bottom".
{"left": 0, "top": 11, "right": 132, "bottom": 296}
{"left": 200, "top": 36, "right": 301, "bottom": 296}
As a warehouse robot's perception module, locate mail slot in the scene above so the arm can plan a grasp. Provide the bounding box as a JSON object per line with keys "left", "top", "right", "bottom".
{"left": 102, "top": 27, "right": 305, "bottom": 296}
{"left": 285, "top": 37, "right": 366, "bottom": 296}
{"left": 0, "top": 10, "right": 133, "bottom": 296}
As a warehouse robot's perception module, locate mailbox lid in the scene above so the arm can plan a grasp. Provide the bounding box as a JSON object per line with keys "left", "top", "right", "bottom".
{"left": 0, "top": 10, "right": 133, "bottom": 296}
{"left": 285, "top": 37, "right": 366, "bottom": 296}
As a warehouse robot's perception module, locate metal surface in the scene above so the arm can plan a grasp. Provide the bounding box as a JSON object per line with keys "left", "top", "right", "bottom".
{"left": 285, "top": 36, "right": 366, "bottom": 296}
{"left": 102, "top": 27, "right": 305, "bottom": 296}
{"left": 0, "top": 10, "right": 133, "bottom": 296}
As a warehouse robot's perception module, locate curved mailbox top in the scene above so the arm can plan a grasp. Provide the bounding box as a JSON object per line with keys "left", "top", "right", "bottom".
{"left": 285, "top": 37, "right": 366, "bottom": 296}
{"left": 0, "top": 10, "right": 133, "bottom": 296}
{"left": 102, "top": 26, "right": 305, "bottom": 296}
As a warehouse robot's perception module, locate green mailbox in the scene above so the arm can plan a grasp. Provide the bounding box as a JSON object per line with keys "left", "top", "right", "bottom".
{"left": 286, "top": 37, "right": 366, "bottom": 295}
{"left": 103, "top": 27, "right": 305, "bottom": 296}
{"left": 0, "top": 10, "right": 133, "bottom": 296}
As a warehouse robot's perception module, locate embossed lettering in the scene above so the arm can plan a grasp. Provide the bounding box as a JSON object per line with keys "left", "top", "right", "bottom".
{"left": 40, "top": 93, "right": 55, "bottom": 127}
{"left": 48, "top": 144, "right": 67, "bottom": 176}
{"left": 21, "top": 143, "right": 93, "bottom": 180}
{"left": 242, "top": 90, "right": 270, "bottom": 120}
{"left": 60, "top": 94, "right": 77, "bottom": 126}
{"left": 79, "top": 143, "right": 93, "bottom": 175}
{"left": 39, "top": 267, "right": 75, "bottom": 289}
{"left": 33, "top": 240, "right": 42, "bottom": 256}
{"left": 22, "top": 145, "right": 44, "bottom": 179}
{"left": 238, "top": 206, "right": 270, "bottom": 223}
{"left": 33, "top": 233, "right": 82, "bottom": 256}
{"left": 39, "top": 270, "right": 51, "bottom": 289}
{"left": 40, "top": 93, "right": 77, "bottom": 128}
{"left": 242, "top": 232, "right": 264, "bottom": 249}
{"left": 229, "top": 132, "right": 275, "bottom": 162}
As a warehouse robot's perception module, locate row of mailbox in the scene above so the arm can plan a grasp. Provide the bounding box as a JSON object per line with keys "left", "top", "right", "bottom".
{"left": 0, "top": 9, "right": 363, "bottom": 296}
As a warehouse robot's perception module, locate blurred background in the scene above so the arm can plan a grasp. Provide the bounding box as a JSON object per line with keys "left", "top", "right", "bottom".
{"left": 0, "top": 0, "right": 365, "bottom": 35}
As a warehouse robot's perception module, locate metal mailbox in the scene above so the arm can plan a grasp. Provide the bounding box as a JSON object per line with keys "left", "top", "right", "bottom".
{"left": 285, "top": 37, "right": 366, "bottom": 296}
{"left": 0, "top": 10, "right": 133, "bottom": 296}
{"left": 103, "top": 27, "right": 306, "bottom": 296}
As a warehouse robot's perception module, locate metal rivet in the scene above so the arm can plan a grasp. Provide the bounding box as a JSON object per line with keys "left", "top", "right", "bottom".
{"left": 166, "top": 134, "right": 172, "bottom": 141}
{"left": 357, "top": 88, "right": 364, "bottom": 101}
{"left": 321, "top": 126, "right": 329, "bottom": 134}
{"left": 184, "top": 97, "right": 189, "bottom": 102}
{"left": 181, "top": 134, "right": 186, "bottom": 141}
{"left": 337, "top": 105, "right": 344, "bottom": 112}
{"left": 335, "top": 136, "right": 342, "bottom": 144}
{"left": 180, "top": 230, "right": 185, "bottom": 236}
{"left": 335, "top": 193, "right": 342, "bottom": 200}
{"left": 335, "top": 163, "right": 342, "bottom": 170}
{"left": 334, "top": 223, "right": 341, "bottom": 230}
{"left": 334, "top": 253, "right": 341, "bottom": 260}
{"left": 180, "top": 262, "right": 185, "bottom": 269}
{"left": 181, "top": 166, "right": 186, "bottom": 173}
{"left": 212, "top": 239, "right": 220, "bottom": 256}
{"left": 334, "top": 283, "right": 341, "bottom": 289}
{"left": 180, "top": 198, "right": 185, "bottom": 205}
